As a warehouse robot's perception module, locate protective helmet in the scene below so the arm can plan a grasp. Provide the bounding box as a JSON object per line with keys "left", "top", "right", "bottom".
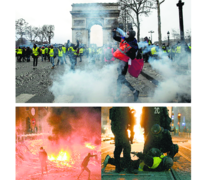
{"left": 128, "top": 30, "right": 136, "bottom": 38}
{"left": 148, "top": 148, "right": 162, "bottom": 157}
{"left": 144, "top": 37, "right": 149, "bottom": 41}
{"left": 162, "top": 156, "right": 173, "bottom": 170}
{"left": 42, "top": 46, "right": 44, "bottom": 48}
{"left": 151, "top": 124, "right": 163, "bottom": 135}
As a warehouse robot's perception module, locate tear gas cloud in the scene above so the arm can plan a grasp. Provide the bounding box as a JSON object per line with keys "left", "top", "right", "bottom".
{"left": 49, "top": 64, "right": 118, "bottom": 103}
{"left": 146, "top": 46, "right": 191, "bottom": 102}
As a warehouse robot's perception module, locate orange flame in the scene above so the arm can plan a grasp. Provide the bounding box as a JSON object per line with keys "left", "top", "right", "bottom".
{"left": 48, "top": 149, "right": 70, "bottom": 161}
{"left": 130, "top": 107, "right": 144, "bottom": 142}
{"left": 85, "top": 143, "right": 96, "bottom": 150}
{"left": 48, "top": 149, "right": 73, "bottom": 167}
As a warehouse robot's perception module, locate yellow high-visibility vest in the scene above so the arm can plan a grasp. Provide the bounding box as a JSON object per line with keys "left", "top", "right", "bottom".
{"left": 17, "top": 49, "right": 22, "bottom": 55}
{"left": 68, "top": 47, "right": 77, "bottom": 55}
{"left": 79, "top": 48, "right": 84, "bottom": 54}
{"left": 49, "top": 49, "right": 54, "bottom": 57}
{"left": 176, "top": 46, "right": 181, "bottom": 53}
{"left": 58, "top": 49, "right": 63, "bottom": 57}
{"left": 62, "top": 46, "right": 66, "bottom": 53}
{"left": 148, "top": 155, "right": 165, "bottom": 169}
{"left": 89, "top": 48, "right": 92, "bottom": 54}
{"left": 33, "top": 47, "right": 39, "bottom": 56}
{"left": 151, "top": 47, "right": 157, "bottom": 55}
{"left": 42, "top": 49, "right": 45, "bottom": 54}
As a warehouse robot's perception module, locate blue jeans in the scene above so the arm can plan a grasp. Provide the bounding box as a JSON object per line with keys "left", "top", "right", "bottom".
{"left": 50, "top": 57, "right": 54, "bottom": 67}
{"left": 41, "top": 54, "right": 45, "bottom": 61}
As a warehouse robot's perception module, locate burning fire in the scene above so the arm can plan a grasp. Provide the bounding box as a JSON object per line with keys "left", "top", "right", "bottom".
{"left": 48, "top": 149, "right": 75, "bottom": 167}
{"left": 130, "top": 106, "right": 144, "bottom": 142}
{"left": 48, "top": 149, "right": 70, "bottom": 161}
{"left": 47, "top": 143, "right": 97, "bottom": 168}
{"left": 85, "top": 142, "right": 96, "bottom": 150}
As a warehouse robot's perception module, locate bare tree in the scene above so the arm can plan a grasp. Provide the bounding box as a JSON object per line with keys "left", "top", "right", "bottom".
{"left": 118, "top": 0, "right": 153, "bottom": 42}
{"left": 150, "top": 0, "right": 165, "bottom": 47}
{"left": 25, "top": 26, "right": 35, "bottom": 42}
{"left": 38, "top": 27, "right": 47, "bottom": 43}
{"left": 15, "top": 18, "right": 28, "bottom": 42}
{"left": 32, "top": 27, "right": 40, "bottom": 42}
{"left": 42, "top": 25, "right": 55, "bottom": 44}
{"left": 118, "top": 7, "right": 132, "bottom": 32}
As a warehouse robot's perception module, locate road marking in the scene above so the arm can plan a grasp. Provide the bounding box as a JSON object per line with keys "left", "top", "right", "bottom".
{"left": 178, "top": 151, "right": 191, "bottom": 162}
{"left": 178, "top": 144, "right": 191, "bottom": 151}
{"left": 16, "top": 94, "right": 36, "bottom": 103}
{"left": 53, "top": 95, "right": 74, "bottom": 103}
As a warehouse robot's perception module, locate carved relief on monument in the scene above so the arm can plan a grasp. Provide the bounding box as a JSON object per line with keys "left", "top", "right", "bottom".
{"left": 74, "top": 20, "right": 85, "bottom": 26}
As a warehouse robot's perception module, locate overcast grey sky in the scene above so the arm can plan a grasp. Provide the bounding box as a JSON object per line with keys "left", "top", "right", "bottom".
{"left": 15, "top": 0, "right": 191, "bottom": 45}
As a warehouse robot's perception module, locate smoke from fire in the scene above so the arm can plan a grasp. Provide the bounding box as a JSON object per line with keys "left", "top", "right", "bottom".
{"left": 47, "top": 107, "right": 101, "bottom": 143}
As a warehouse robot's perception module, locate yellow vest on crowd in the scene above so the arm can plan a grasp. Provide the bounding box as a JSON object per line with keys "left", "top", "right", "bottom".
{"left": 49, "top": 49, "right": 54, "bottom": 57}
{"left": 58, "top": 49, "right": 63, "bottom": 57}
{"left": 33, "top": 47, "right": 39, "bottom": 56}
{"left": 42, "top": 49, "right": 45, "bottom": 54}
{"left": 17, "top": 49, "right": 22, "bottom": 55}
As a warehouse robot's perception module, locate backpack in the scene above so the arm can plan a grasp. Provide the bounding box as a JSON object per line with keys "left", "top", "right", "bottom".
{"left": 105, "top": 48, "right": 113, "bottom": 60}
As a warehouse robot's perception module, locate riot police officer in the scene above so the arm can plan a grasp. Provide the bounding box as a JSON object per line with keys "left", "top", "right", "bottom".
{"left": 102, "top": 148, "right": 173, "bottom": 172}
{"left": 140, "top": 107, "right": 172, "bottom": 140}
{"left": 109, "top": 107, "right": 134, "bottom": 173}
{"left": 144, "top": 124, "right": 179, "bottom": 159}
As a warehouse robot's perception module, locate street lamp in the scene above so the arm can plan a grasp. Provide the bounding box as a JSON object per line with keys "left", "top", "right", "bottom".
{"left": 167, "top": 31, "right": 170, "bottom": 45}
{"left": 148, "top": 31, "right": 154, "bottom": 43}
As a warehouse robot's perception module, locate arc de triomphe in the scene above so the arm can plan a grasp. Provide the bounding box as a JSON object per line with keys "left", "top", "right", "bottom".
{"left": 70, "top": 3, "right": 120, "bottom": 46}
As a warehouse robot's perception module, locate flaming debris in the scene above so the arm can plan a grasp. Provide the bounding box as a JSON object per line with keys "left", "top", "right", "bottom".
{"left": 130, "top": 106, "right": 144, "bottom": 142}
{"left": 85, "top": 142, "right": 96, "bottom": 150}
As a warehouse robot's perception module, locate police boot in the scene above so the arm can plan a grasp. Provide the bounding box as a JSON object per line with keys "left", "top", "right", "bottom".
{"left": 115, "top": 159, "right": 123, "bottom": 173}
{"left": 126, "top": 161, "right": 136, "bottom": 174}
{"left": 169, "top": 144, "right": 179, "bottom": 159}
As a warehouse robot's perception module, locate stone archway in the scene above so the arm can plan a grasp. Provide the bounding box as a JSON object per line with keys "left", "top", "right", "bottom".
{"left": 70, "top": 3, "right": 120, "bottom": 46}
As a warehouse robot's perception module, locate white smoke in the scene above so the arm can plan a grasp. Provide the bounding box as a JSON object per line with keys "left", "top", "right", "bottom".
{"left": 49, "top": 63, "right": 118, "bottom": 102}
{"left": 148, "top": 49, "right": 191, "bottom": 102}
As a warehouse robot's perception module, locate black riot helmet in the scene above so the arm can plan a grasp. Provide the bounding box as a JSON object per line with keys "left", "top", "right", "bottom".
{"left": 147, "top": 148, "right": 162, "bottom": 157}
{"left": 162, "top": 156, "right": 173, "bottom": 170}
{"left": 128, "top": 30, "right": 136, "bottom": 38}
{"left": 151, "top": 124, "right": 163, "bottom": 135}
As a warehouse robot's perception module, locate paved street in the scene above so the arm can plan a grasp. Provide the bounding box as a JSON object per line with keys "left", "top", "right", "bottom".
{"left": 15, "top": 55, "right": 164, "bottom": 103}
{"left": 101, "top": 136, "right": 191, "bottom": 180}
{"left": 16, "top": 139, "right": 101, "bottom": 180}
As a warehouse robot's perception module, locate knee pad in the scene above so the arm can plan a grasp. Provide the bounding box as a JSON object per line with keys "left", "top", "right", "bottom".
{"left": 174, "top": 144, "right": 179, "bottom": 153}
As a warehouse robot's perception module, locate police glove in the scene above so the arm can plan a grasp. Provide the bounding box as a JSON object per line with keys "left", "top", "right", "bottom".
{"left": 137, "top": 152, "right": 144, "bottom": 158}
